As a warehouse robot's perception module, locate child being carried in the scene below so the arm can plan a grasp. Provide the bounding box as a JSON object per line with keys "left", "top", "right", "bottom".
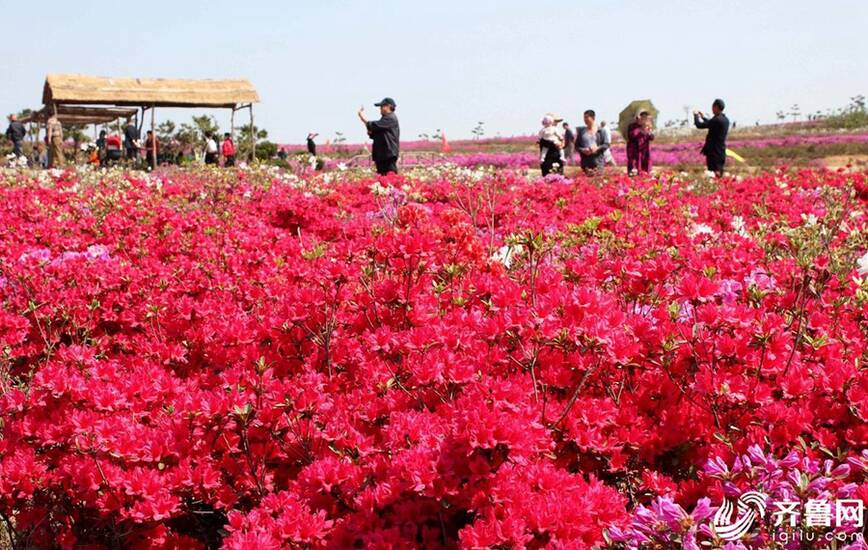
{"left": 538, "top": 114, "right": 565, "bottom": 164}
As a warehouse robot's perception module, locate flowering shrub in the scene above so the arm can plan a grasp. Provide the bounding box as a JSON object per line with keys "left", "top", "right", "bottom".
{"left": 0, "top": 164, "right": 866, "bottom": 548}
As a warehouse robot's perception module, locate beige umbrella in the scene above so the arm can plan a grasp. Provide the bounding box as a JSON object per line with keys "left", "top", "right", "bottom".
{"left": 618, "top": 100, "right": 658, "bottom": 138}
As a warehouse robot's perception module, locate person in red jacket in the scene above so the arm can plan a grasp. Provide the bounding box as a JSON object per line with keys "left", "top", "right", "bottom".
{"left": 221, "top": 133, "right": 236, "bottom": 167}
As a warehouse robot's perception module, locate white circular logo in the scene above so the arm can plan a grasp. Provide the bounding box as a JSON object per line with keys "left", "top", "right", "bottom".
{"left": 712, "top": 491, "right": 767, "bottom": 541}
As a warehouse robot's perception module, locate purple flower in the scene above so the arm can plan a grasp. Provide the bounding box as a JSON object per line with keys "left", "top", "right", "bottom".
{"left": 86, "top": 244, "right": 110, "bottom": 261}
{"left": 717, "top": 278, "right": 743, "bottom": 305}
{"left": 744, "top": 268, "right": 776, "bottom": 292}
{"left": 654, "top": 496, "right": 687, "bottom": 530}
{"left": 704, "top": 456, "right": 730, "bottom": 478}
{"left": 677, "top": 301, "right": 695, "bottom": 323}
{"left": 19, "top": 248, "right": 52, "bottom": 264}
{"left": 747, "top": 445, "right": 768, "bottom": 466}
{"left": 779, "top": 451, "right": 800, "bottom": 468}
{"left": 691, "top": 497, "right": 713, "bottom": 523}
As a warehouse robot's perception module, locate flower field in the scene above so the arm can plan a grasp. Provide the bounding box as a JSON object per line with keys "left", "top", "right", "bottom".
{"left": 314, "top": 131, "right": 868, "bottom": 172}
{"left": 1, "top": 165, "right": 867, "bottom": 548}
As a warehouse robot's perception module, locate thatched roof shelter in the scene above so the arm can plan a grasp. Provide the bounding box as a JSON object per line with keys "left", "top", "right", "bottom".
{"left": 38, "top": 74, "right": 260, "bottom": 161}
{"left": 42, "top": 74, "right": 259, "bottom": 108}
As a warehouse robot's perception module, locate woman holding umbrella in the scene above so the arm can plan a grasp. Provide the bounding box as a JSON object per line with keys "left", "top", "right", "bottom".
{"left": 626, "top": 110, "right": 654, "bottom": 175}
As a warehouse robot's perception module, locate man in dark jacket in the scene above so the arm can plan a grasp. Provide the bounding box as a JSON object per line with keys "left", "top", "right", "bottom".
{"left": 124, "top": 120, "right": 140, "bottom": 160}
{"left": 5, "top": 114, "right": 26, "bottom": 157}
{"left": 694, "top": 98, "right": 730, "bottom": 177}
{"left": 358, "top": 97, "right": 400, "bottom": 175}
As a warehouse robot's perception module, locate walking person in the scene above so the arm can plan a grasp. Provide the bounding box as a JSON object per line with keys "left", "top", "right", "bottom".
{"left": 145, "top": 130, "right": 158, "bottom": 171}
{"left": 204, "top": 133, "right": 218, "bottom": 165}
{"left": 576, "top": 110, "right": 610, "bottom": 174}
{"left": 626, "top": 111, "right": 655, "bottom": 175}
{"left": 221, "top": 133, "right": 236, "bottom": 167}
{"left": 46, "top": 114, "right": 65, "bottom": 168}
{"left": 358, "top": 97, "right": 400, "bottom": 175}
{"left": 95, "top": 130, "right": 107, "bottom": 166}
{"left": 306, "top": 132, "right": 318, "bottom": 156}
{"left": 123, "top": 119, "right": 140, "bottom": 161}
{"left": 562, "top": 122, "right": 575, "bottom": 165}
{"left": 694, "top": 98, "right": 730, "bottom": 177}
{"left": 5, "top": 114, "right": 26, "bottom": 158}
{"left": 600, "top": 122, "right": 616, "bottom": 167}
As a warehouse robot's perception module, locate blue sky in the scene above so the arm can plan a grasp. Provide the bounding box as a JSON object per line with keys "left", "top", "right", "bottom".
{"left": 2, "top": 0, "right": 866, "bottom": 144}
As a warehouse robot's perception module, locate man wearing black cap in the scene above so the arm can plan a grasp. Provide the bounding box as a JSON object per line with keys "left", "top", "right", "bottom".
{"left": 358, "top": 97, "right": 400, "bottom": 175}
{"left": 694, "top": 99, "right": 730, "bottom": 177}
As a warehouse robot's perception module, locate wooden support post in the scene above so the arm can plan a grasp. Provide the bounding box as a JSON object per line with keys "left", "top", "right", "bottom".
{"left": 150, "top": 104, "right": 156, "bottom": 170}
{"left": 249, "top": 104, "right": 255, "bottom": 163}
{"left": 230, "top": 106, "right": 235, "bottom": 141}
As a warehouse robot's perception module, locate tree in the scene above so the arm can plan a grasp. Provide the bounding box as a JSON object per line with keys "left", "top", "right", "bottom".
{"left": 789, "top": 104, "right": 801, "bottom": 122}
{"left": 156, "top": 120, "right": 176, "bottom": 143}
{"left": 472, "top": 121, "right": 485, "bottom": 140}
{"left": 237, "top": 123, "right": 269, "bottom": 160}
{"left": 176, "top": 123, "right": 200, "bottom": 153}
{"left": 65, "top": 124, "right": 88, "bottom": 145}
{"left": 191, "top": 115, "right": 220, "bottom": 140}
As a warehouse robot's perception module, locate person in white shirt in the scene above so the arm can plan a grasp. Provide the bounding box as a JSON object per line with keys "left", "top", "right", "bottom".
{"left": 204, "top": 133, "right": 218, "bottom": 165}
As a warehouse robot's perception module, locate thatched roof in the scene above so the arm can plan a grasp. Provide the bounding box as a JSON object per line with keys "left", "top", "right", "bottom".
{"left": 20, "top": 105, "right": 139, "bottom": 125}
{"left": 43, "top": 74, "right": 260, "bottom": 108}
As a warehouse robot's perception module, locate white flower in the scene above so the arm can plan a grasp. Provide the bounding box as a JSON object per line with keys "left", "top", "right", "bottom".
{"left": 491, "top": 244, "right": 523, "bottom": 269}
{"left": 337, "top": 163, "right": 347, "bottom": 171}
{"left": 369, "top": 181, "right": 389, "bottom": 196}
{"left": 802, "top": 213, "right": 819, "bottom": 227}
{"left": 690, "top": 223, "right": 715, "bottom": 237}
{"left": 857, "top": 251, "right": 868, "bottom": 276}
{"left": 731, "top": 216, "right": 748, "bottom": 237}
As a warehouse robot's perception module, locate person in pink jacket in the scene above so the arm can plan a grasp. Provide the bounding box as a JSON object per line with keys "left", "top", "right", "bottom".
{"left": 626, "top": 111, "right": 654, "bottom": 175}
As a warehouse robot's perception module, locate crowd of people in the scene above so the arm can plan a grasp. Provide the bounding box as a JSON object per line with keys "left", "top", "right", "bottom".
{"left": 536, "top": 98, "right": 730, "bottom": 177}
{"left": 3, "top": 116, "right": 241, "bottom": 170}
{"left": 4, "top": 96, "right": 730, "bottom": 177}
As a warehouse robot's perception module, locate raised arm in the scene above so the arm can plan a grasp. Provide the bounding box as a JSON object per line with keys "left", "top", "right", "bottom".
{"left": 357, "top": 106, "right": 369, "bottom": 129}
{"left": 694, "top": 112, "right": 710, "bottom": 129}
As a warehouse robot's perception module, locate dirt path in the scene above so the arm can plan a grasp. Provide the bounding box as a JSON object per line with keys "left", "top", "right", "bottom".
{"left": 821, "top": 154, "right": 868, "bottom": 170}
